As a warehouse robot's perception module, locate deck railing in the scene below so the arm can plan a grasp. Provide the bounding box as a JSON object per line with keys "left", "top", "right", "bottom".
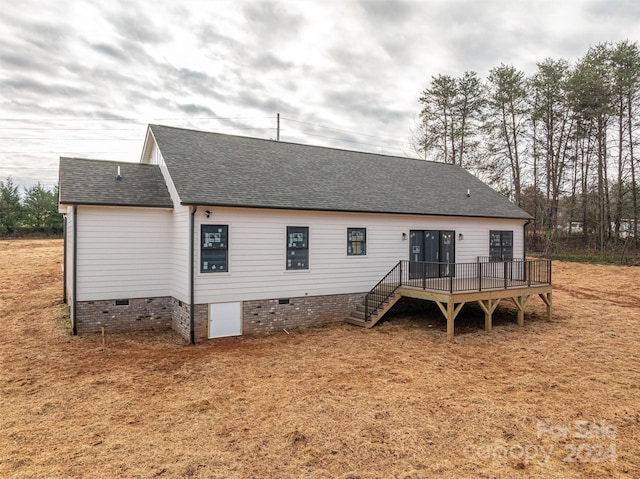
{"left": 363, "top": 258, "right": 552, "bottom": 320}
{"left": 400, "top": 258, "right": 551, "bottom": 293}
{"left": 364, "top": 260, "right": 402, "bottom": 321}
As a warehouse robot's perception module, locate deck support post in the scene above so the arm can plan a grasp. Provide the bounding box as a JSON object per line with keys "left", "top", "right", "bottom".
{"left": 435, "top": 300, "right": 465, "bottom": 340}
{"left": 511, "top": 295, "right": 530, "bottom": 326}
{"left": 477, "top": 298, "right": 500, "bottom": 332}
{"left": 539, "top": 291, "right": 552, "bottom": 320}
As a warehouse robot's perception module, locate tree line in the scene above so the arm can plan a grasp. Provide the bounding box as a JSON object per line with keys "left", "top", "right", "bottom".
{"left": 0, "top": 177, "right": 63, "bottom": 237}
{"left": 416, "top": 40, "right": 640, "bottom": 252}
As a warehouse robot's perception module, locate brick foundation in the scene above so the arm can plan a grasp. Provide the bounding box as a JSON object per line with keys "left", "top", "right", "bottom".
{"left": 168, "top": 299, "right": 207, "bottom": 342}
{"left": 193, "top": 304, "right": 208, "bottom": 343}
{"left": 171, "top": 298, "right": 191, "bottom": 341}
{"left": 241, "top": 292, "right": 365, "bottom": 335}
{"left": 75, "top": 297, "right": 172, "bottom": 334}
{"left": 76, "top": 292, "right": 365, "bottom": 341}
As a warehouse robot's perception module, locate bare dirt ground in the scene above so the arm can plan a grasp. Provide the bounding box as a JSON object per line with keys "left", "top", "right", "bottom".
{"left": 0, "top": 239, "right": 638, "bottom": 479}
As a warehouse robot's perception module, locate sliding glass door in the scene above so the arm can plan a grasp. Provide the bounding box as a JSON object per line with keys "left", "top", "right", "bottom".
{"left": 409, "top": 230, "right": 455, "bottom": 279}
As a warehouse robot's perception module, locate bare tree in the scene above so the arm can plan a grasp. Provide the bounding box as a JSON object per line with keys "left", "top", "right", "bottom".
{"left": 418, "top": 72, "right": 484, "bottom": 167}
{"left": 484, "top": 64, "right": 530, "bottom": 206}
{"left": 532, "top": 58, "right": 575, "bottom": 234}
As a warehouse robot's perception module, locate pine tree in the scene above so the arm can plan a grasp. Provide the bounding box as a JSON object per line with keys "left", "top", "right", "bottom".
{"left": 0, "top": 177, "right": 23, "bottom": 235}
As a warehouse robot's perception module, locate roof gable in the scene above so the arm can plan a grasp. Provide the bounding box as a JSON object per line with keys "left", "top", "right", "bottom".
{"left": 59, "top": 157, "right": 173, "bottom": 208}
{"left": 150, "top": 124, "right": 530, "bottom": 220}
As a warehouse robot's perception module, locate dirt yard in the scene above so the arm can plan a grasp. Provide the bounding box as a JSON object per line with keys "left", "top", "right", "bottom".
{"left": 0, "top": 239, "right": 638, "bottom": 478}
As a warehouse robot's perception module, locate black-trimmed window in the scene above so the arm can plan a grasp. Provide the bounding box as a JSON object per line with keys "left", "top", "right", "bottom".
{"left": 489, "top": 230, "right": 513, "bottom": 261}
{"left": 347, "top": 228, "right": 366, "bottom": 256}
{"left": 287, "top": 226, "right": 308, "bottom": 270}
{"left": 201, "top": 225, "right": 228, "bottom": 272}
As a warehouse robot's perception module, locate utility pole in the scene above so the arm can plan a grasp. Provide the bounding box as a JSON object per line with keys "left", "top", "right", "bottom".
{"left": 277, "top": 113, "right": 280, "bottom": 141}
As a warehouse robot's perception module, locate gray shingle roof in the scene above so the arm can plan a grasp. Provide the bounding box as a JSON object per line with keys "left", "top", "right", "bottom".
{"left": 58, "top": 157, "right": 173, "bottom": 208}
{"left": 150, "top": 124, "right": 530, "bottom": 220}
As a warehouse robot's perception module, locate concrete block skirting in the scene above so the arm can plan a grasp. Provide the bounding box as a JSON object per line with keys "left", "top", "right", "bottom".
{"left": 75, "top": 296, "right": 172, "bottom": 334}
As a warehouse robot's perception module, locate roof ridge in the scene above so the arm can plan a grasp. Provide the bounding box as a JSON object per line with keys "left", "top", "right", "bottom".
{"left": 148, "top": 123, "right": 448, "bottom": 167}
{"left": 60, "top": 157, "right": 157, "bottom": 166}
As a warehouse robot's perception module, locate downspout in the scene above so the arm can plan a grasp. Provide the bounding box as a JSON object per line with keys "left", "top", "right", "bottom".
{"left": 523, "top": 219, "right": 531, "bottom": 283}
{"left": 72, "top": 205, "right": 78, "bottom": 336}
{"left": 189, "top": 205, "right": 198, "bottom": 345}
{"left": 63, "top": 215, "right": 67, "bottom": 304}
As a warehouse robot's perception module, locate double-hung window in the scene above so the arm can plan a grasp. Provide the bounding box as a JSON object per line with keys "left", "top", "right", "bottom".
{"left": 489, "top": 230, "right": 513, "bottom": 261}
{"left": 201, "top": 225, "right": 228, "bottom": 272}
{"left": 347, "top": 228, "right": 366, "bottom": 256}
{"left": 287, "top": 226, "right": 309, "bottom": 270}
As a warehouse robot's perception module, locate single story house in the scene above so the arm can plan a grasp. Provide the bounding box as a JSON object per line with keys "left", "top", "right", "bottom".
{"left": 58, "top": 124, "right": 551, "bottom": 343}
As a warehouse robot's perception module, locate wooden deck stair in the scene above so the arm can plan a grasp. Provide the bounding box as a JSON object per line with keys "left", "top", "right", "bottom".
{"left": 345, "top": 291, "right": 401, "bottom": 328}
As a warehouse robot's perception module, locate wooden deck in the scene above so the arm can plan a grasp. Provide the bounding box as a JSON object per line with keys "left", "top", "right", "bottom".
{"left": 347, "top": 259, "right": 553, "bottom": 339}
{"left": 398, "top": 282, "right": 552, "bottom": 340}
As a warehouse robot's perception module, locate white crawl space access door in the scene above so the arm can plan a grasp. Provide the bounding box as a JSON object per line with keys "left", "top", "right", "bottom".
{"left": 208, "top": 302, "right": 242, "bottom": 338}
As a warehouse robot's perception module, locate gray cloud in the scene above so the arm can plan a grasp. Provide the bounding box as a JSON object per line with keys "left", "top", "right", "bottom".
{"left": 235, "top": 90, "right": 299, "bottom": 117}
{"left": 175, "top": 68, "right": 212, "bottom": 85}
{"left": 249, "top": 52, "right": 295, "bottom": 71}
{"left": 587, "top": 0, "right": 640, "bottom": 19}
{"left": 176, "top": 103, "right": 218, "bottom": 116}
{"left": 378, "top": 35, "right": 415, "bottom": 64}
{"left": 358, "top": 0, "right": 416, "bottom": 24}
{"left": 198, "top": 25, "right": 244, "bottom": 54}
{"left": 92, "top": 43, "right": 130, "bottom": 62}
{"left": 104, "top": 3, "right": 172, "bottom": 44}
{"left": 15, "top": 19, "right": 68, "bottom": 52}
{"left": 0, "top": 77, "right": 89, "bottom": 98}
{"left": 242, "top": 2, "right": 305, "bottom": 44}
{"left": 73, "top": 64, "right": 135, "bottom": 88}
{"left": 329, "top": 48, "right": 374, "bottom": 74}
{"left": 0, "top": 51, "right": 58, "bottom": 75}
{"left": 161, "top": 66, "right": 224, "bottom": 100}
{"left": 324, "top": 89, "right": 407, "bottom": 125}
{"left": 115, "top": 38, "right": 163, "bottom": 67}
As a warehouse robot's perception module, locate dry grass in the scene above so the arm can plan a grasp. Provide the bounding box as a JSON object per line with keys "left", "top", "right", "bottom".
{"left": 1, "top": 239, "right": 639, "bottom": 478}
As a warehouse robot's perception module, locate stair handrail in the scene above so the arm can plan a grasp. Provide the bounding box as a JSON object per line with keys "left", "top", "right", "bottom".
{"left": 365, "top": 260, "right": 402, "bottom": 321}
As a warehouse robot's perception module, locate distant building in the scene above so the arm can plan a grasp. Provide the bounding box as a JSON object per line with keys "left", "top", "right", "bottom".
{"left": 560, "top": 221, "right": 583, "bottom": 234}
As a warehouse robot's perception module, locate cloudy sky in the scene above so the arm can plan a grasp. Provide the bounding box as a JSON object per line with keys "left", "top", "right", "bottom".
{"left": 1, "top": 0, "right": 639, "bottom": 189}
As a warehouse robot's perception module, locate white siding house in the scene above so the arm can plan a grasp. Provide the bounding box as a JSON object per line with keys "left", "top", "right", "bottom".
{"left": 59, "top": 124, "right": 549, "bottom": 343}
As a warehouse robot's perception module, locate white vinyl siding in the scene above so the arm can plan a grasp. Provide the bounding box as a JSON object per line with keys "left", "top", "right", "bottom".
{"left": 171, "top": 206, "right": 190, "bottom": 302}
{"left": 193, "top": 207, "right": 525, "bottom": 304}
{"left": 76, "top": 206, "right": 173, "bottom": 301}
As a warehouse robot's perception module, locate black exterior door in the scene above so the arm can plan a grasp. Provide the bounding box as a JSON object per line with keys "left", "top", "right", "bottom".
{"left": 409, "top": 230, "right": 455, "bottom": 279}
